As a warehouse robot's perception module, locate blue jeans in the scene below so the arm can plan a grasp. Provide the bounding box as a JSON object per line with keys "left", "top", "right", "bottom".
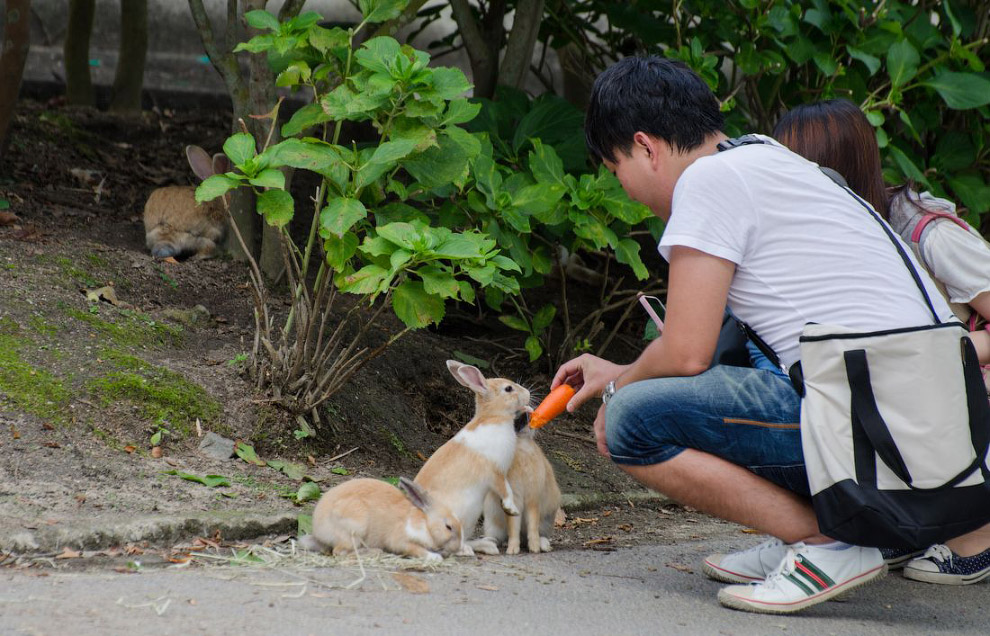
{"left": 605, "top": 364, "right": 810, "bottom": 496}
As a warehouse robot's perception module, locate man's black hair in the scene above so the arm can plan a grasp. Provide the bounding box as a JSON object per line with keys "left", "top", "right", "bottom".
{"left": 585, "top": 56, "right": 724, "bottom": 164}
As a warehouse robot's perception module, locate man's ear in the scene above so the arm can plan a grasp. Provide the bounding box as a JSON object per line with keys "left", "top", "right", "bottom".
{"left": 633, "top": 131, "right": 661, "bottom": 167}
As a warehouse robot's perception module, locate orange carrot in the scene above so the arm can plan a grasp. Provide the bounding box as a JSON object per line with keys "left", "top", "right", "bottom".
{"left": 529, "top": 384, "right": 575, "bottom": 429}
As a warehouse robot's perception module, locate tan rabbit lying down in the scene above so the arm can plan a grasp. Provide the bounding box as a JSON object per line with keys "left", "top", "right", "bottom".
{"left": 143, "top": 145, "right": 229, "bottom": 259}
{"left": 298, "top": 477, "right": 463, "bottom": 561}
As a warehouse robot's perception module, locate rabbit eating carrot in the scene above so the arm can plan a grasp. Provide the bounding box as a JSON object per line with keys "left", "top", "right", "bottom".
{"left": 415, "top": 360, "right": 533, "bottom": 556}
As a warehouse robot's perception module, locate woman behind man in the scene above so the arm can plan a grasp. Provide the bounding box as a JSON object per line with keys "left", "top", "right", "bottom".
{"left": 773, "top": 98, "right": 990, "bottom": 585}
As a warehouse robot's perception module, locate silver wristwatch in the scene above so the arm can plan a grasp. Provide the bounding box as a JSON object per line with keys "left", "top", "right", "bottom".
{"left": 602, "top": 380, "right": 617, "bottom": 406}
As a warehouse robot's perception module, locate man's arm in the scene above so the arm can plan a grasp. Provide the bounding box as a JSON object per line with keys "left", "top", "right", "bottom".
{"left": 614, "top": 246, "right": 735, "bottom": 389}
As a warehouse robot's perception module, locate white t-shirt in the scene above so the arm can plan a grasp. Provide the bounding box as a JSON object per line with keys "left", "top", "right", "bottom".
{"left": 658, "top": 136, "right": 954, "bottom": 368}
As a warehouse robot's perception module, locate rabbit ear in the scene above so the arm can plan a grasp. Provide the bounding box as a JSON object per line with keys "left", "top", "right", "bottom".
{"left": 446, "top": 360, "right": 488, "bottom": 395}
{"left": 397, "top": 477, "right": 432, "bottom": 512}
{"left": 186, "top": 145, "right": 214, "bottom": 181}
{"left": 212, "top": 153, "right": 231, "bottom": 175}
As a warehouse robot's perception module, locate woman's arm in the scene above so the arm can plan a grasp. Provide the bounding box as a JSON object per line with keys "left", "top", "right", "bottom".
{"left": 968, "top": 291, "right": 990, "bottom": 364}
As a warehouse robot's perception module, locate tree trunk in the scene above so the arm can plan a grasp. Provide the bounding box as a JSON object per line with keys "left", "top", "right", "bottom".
{"left": 449, "top": 0, "right": 501, "bottom": 98}
{"left": 243, "top": 0, "right": 283, "bottom": 280}
{"left": 64, "top": 0, "right": 95, "bottom": 106}
{"left": 109, "top": 0, "right": 148, "bottom": 113}
{"left": 0, "top": 0, "right": 31, "bottom": 166}
{"left": 498, "top": 0, "right": 544, "bottom": 90}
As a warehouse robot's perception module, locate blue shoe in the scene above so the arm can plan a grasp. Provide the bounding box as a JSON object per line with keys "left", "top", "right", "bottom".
{"left": 879, "top": 546, "right": 924, "bottom": 570}
{"left": 903, "top": 544, "right": 990, "bottom": 585}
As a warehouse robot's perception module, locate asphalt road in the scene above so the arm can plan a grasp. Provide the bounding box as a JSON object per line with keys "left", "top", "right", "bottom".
{"left": 2, "top": 534, "right": 985, "bottom": 636}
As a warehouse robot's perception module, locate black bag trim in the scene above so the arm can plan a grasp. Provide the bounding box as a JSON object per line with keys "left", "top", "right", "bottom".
{"left": 813, "top": 480, "right": 990, "bottom": 549}
{"left": 799, "top": 320, "right": 965, "bottom": 343}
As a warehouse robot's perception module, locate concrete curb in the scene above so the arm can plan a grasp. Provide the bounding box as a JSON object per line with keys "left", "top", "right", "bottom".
{"left": 1, "top": 510, "right": 298, "bottom": 554}
{"left": 1, "top": 491, "right": 668, "bottom": 554}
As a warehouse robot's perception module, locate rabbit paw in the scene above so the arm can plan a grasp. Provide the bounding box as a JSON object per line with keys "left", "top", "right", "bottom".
{"left": 505, "top": 541, "right": 521, "bottom": 555}
{"left": 468, "top": 537, "right": 500, "bottom": 555}
{"left": 501, "top": 498, "right": 520, "bottom": 516}
{"left": 539, "top": 537, "right": 552, "bottom": 553}
{"left": 423, "top": 551, "right": 443, "bottom": 563}
{"left": 455, "top": 543, "right": 476, "bottom": 557}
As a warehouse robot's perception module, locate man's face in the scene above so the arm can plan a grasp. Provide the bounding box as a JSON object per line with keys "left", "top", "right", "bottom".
{"left": 603, "top": 144, "right": 662, "bottom": 217}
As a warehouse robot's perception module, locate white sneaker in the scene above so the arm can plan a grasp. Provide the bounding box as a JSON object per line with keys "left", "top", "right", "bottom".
{"left": 703, "top": 538, "right": 787, "bottom": 584}
{"left": 717, "top": 543, "right": 887, "bottom": 614}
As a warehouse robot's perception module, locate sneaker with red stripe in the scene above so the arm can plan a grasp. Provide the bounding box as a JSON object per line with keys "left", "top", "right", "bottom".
{"left": 717, "top": 542, "right": 887, "bottom": 614}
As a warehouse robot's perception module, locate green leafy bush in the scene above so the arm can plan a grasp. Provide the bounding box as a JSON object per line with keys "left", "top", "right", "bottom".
{"left": 550, "top": 0, "right": 990, "bottom": 223}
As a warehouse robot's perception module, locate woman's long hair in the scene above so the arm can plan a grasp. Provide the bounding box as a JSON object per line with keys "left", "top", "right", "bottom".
{"left": 773, "top": 99, "right": 890, "bottom": 219}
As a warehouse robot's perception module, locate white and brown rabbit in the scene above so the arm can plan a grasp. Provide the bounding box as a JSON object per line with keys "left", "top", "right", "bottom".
{"left": 143, "top": 145, "right": 230, "bottom": 260}
{"left": 415, "top": 360, "right": 532, "bottom": 556}
{"left": 482, "top": 426, "right": 561, "bottom": 554}
{"left": 298, "top": 476, "right": 462, "bottom": 562}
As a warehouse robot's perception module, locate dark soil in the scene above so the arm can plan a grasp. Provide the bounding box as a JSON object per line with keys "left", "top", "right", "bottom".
{"left": 0, "top": 98, "right": 725, "bottom": 559}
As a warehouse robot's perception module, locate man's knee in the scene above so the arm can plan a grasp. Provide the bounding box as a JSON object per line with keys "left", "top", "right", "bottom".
{"left": 604, "top": 384, "right": 684, "bottom": 465}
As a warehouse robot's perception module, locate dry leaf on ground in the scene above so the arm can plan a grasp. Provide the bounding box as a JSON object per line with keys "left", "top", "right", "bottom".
{"left": 392, "top": 572, "right": 430, "bottom": 594}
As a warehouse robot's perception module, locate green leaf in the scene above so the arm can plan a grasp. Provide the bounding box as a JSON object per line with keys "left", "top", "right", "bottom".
{"left": 886, "top": 39, "right": 920, "bottom": 88}
{"left": 392, "top": 281, "right": 445, "bottom": 328}
{"left": 443, "top": 99, "right": 482, "bottom": 126}
{"left": 267, "top": 460, "right": 307, "bottom": 481}
{"left": 297, "top": 513, "right": 313, "bottom": 536}
{"left": 267, "top": 139, "right": 344, "bottom": 172}
{"left": 429, "top": 67, "right": 472, "bottom": 99}
{"left": 614, "top": 238, "right": 649, "bottom": 281}
{"left": 433, "top": 233, "right": 490, "bottom": 259}
{"left": 512, "top": 98, "right": 584, "bottom": 153}
{"left": 499, "top": 315, "right": 531, "bottom": 333}
{"left": 163, "top": 470, "right": 231, "bottom": 488}
{"left": 150, "top": 431, "right": 162, "bottom": 446}
{"left": 358, "top": 0, "right": 406, "bottom": 24}
{"left": 847, "top": 46, "right": 881, "bottom": 76}
{"left": 491, "top": 255, "right": 522, "bottom": 273}
{"left": 339, "top": 264, "right": 389, "bottom": 295}
{"left": 223, "top": 133, "right": 257, "bottom": 167}
{"left": 417, "top": 265, "right": 460, "bottom": 299}
{"left": 524, "top": 335, "right": 543, "bottom": 362}
{"left": 255, "top": 190, "right": 293, "bottom": 229}
{"left": 452, "top": 351, "right": 489, "bottom": 368}
{"left": 529, "top": 140, "right": 565, "bottom": 185}
{"left": 244, "top": 10, "right": 280, "bottom": 32}
{"left": 235, "top": 441, "right": 267, "bottom": 466}
{"left": 947, "top": 174, "right": 990, "bottom": 215}
{"left": 532, "top": 304, "right": 556, "bottom": 331}
{"left": 933, "top": 132, "right": 976, "bottom": 173}
{"left": 249, "top": 168, "right": 285, "bottom": 190}
{"left": 295, "top": 482, "right": 321, "bottom": 504}
{"left": 377, "top": 222, "right": 418, "bottom": 250}
{"left": 324, "top": 232, "right": 359, "bottom": 270}
{"left": 403, "top": 131, "right": 473, "bottom": 189}
{"left": 196, "top": 174, "right": 239, "bottom": 203}
{"left": 813, "top": 52, "right": 838, "bottom": 76}
{"left": 354, "top": 36, "right": 401, "bottom": 75}
{"left": 331, "top": 467, "right": 350, "bottom": 475}
{"left": 921, "top": 72, "right": 990, "bottom": 110}
{"left": 887, "top": 145, "right": 931, "bottom": 189}
{"left": 320, "top": 198, "right": 367, "bottom": 238}
{"left": 282, "top": 103, "right": 334, "bottom": 137}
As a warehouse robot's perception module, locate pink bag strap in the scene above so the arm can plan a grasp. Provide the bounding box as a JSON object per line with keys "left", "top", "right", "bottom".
{"left": 910, "top": 210, "right": 971, "bottom": 243}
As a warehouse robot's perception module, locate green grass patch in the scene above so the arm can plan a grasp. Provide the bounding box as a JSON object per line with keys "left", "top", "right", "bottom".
{"left": 0, "top": 331, "right": 72, "bottom": 422}
{"left": 87, "top": 351, "right": 221, "bottom": 436}
{"left": 66, "top": 306, "right": 183, "bottom": 349}
{"left": 54, "top": 256, "right": 100, "bottom": 287}
{"left": 28, "top": 314, "right": 59, "bottom": 336}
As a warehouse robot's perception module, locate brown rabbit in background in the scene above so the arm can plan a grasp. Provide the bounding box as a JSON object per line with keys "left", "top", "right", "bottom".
{"left": 482, "top": 426, "right": 562, "bottom": 554}
{"left": 415, "top": 360, "right": 532, "bottom": 556}
{"left": 298, "top": 477, "right": 462, "bottom": 562}
{"left": 143, "top": 145, "right": 230, "bottom": 259}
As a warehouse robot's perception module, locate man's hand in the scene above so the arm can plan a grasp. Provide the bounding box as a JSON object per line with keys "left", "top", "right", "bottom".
{"left": 550, "top": 354, "right": 628, "bottom": 413}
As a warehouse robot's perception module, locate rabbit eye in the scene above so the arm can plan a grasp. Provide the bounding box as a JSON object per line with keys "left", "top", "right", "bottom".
{"left": 504, "top": 386, "right": 513, "bottom": 393}
{"left": 445, "top": 523, "right": 453, "bottom": 531}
